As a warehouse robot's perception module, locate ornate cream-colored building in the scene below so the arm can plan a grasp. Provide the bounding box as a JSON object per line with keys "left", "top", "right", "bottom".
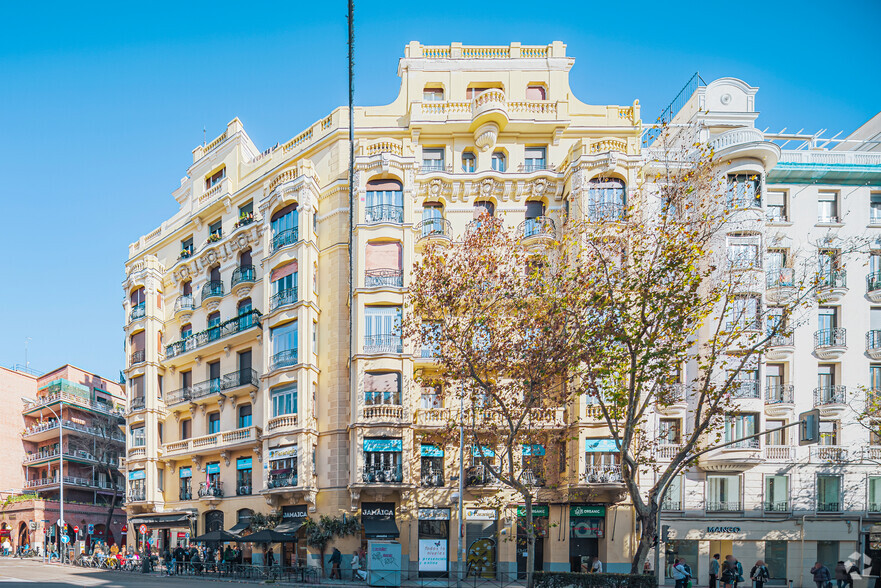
{"left": 122, "top": 41, "right": 644, "bottom": 574}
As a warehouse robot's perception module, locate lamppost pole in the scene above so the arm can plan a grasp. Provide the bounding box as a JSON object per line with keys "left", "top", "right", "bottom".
{"left": 23, "top": 397, "right": 63, "bottom": 563}
{"left": 457, "top": 395, "right": 465, "bottom": 588}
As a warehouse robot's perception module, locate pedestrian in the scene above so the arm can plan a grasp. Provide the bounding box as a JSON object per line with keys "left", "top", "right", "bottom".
{"left": 2, "top": 538, "right": 9, "bottom": 557}
{"left": 835, "top": 561, "right": 850, "bottom": 588}
{"left": 751, "top": 560, "right": 770, "bottom": 588}
{"left": 163, "top": 547, "right": 175, "bottom": 576}
{"left": 352, "top": 550, "right": 366, "bottom": 581}
{"left": 710, "top": 554, "right": 721, "bottom": 588}
{"left": 644, "top": 559, "right": 654, "bottom": 575}
{"left": 267, "top": 547, "right": 276, "bottom": 570}
{"left": 673, "top": 558, "right": 693, "bottom": 588}
{"left": 329, "top": 547, "right": 342, "bottom": 579}
{"left": 722, "top": 556, "right": 738, "bottom": 588}
{"left": 811, "top": 561, "right": 832, "bottom": 588}
{"left": 591, "top": 556, "right": 604, "bottom": 573}
{"left": 734, "top": 557, "right": 744, "bottom": 588}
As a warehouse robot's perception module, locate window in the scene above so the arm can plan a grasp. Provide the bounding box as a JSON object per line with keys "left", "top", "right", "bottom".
{"left": 662, "top": 474, "right": 682, "bottom": 510}
{"left": 817, "top": 475, "right": 841, "bottom": 511}
{"left": 871, "top": 364, "right": 881, "bottom": 392}
{"left": 766, "top": 190, "right": 787, "bottom": 222}
{"left": 524, "top": 147, "right": 546, "bottom": 172}
{"left": 462, "top": 151, "right": 476, "bottom": 173}
{"left": 586, "top": 178, "right": 626, "bottom": 221}
{"left": 130, "top": 425, "right": 146, "bottom": 447}
{"left": 766, "top": 364, "right": 788, "bottom": 404}
{"left": 724, "top": 414, "right": 758, "bottom": 447}
{"left": 727, "top": 296, "right": 760, "bottom": 331}
{"left": 271, "top": 384, "right": 297, "bottom": 417}
{"left": 491, "top": 152, "right": 506, "bottom": 172}
{"left": 271, "top": 204, "right": 299, "bottom": 251}
{"left": 238, "top": 404, "right": 252, "bottom": 429}
{"left": 208, "top": 412, "right": 220, "bottom": 435}
{"left": 526, "top": 85, "right": 546, "bottom": 100}
{"left": 205, "top": 462, "right": 220, "bottom": 492}
{"left": 466, "top": 87, "right": 489, "bottom": 99}
{"left": 872, "top": 194, "right": 881, "bottom": 224}
{"left": 271, "top": 321, "right": 298, "bottom": 369}
{"left": 423, "top": 87, "right": 444, "bottom": 102}
{"left": 208, "top": 219, "right": 222, "bottom": 241}
{"left": 157, "top": 468, "right": 164, "bottom": 492}
{"left": 207, "top": 360, "right": 220, "bottom": 393}
{"left": 727, "top": 234, "right": 761, "bottom": 270}
{"left": 206, "top": 167, "right": 225, "bottom": 189}
{"left": 180, "top": 418, "right": 191, "bottom": 440}
{"left": 521, "top": 444, "right": 545, "bottom": 486}
{"left": 818, "top": 249, "right": 843, "bottom": 288}
{"left": 365, "top": 242, "right": 403, "bottom": 287}
{"left": 733, "top": 367, "right": 760, "bottom": 399}
{"left": 818, "top": 191, "right": 839, "bottom": 223}
{"left": 182, "top": 280, "right": 192, "bottom": 297}
{"left": 727, "top": 174, "right": 761, "bottom": 209}
{"left": 312, "top": 322, "right": 318, "bottom": 356}
{"left": 179, "top": 467, "right": 192, "bottom": 500}
{"left": 236, "top": 457, "right": 252, "bottom": 496}
{"left": 364, "top": 306, "right": 402, "bottom": 353}
{"left": 365, "top": 372, "right": 402, "bottom": 405}
{"left": 238, "top": 201, "right": 254, "bottom": 222}
{"left": 819, "top": 420, "right": 839, "bottom": 445}
{"left": 765, "top": 419, "right": 786, "bottom": 446}
{"left": 817, "top": 308, "right": 838, "bottom": 348}
{"left": 869, "top": 477, "right": 881, "bottom": 512}
{"left": 366, "top": 179, "right": 404, "bottom": 223}
{"left": 363, "top": 438, "right": 403, "bottom": 483}
{"left": 707, "top": 474, "right": 741, "bottom": 511}
{"left": 421, "top": 386, "right": 441, "bottom": 409}
{"left": 764, "top": 475, "right": 789, "bottom": 511}
{"left": 659, "top": 419, "right": 681, "bottom": 445}
{"left": 268, "top": 447, "right": 298, "bottom": 488}
{"left": 421, "top": 445, "right": 444, "bottom": 487}
{"left": 270, "top": 261, "right": 298, "bottom": 309}
{"left": 181, "top": 237, "right": 193, "bottom": 258}
{"left": 422, "top": 148, "right": 445, "bottom": 172}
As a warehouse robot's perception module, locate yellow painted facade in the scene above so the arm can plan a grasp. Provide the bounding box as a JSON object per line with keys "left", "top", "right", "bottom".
{"left": 122, "top": 41, "right": 643, "bottom": 574}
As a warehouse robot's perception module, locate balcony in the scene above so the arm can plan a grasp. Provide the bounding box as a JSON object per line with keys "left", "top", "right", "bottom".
{"left": 813, "top": 386, "right": 847, "bottom": 416}
{"left": 871, "top": 502, "right": 881, "bottom": 514}
{"left": 766, "top": 334, "right": 795, "bottom": 360}
{"left": 161, "top": 425, "right": 262, "bottom": 458}
{"left": 266, "top": 414, "right": 299, "bottom": 434}
{"left": 22, "top": 390, "right": 124, "bottom": 418}
{"left": 699, "top": 440, "right": 763, "bottom": 472}
{"left": 764, "top": 385, "right": 794, "bottom": 416}
{"left": 413, "top": 407, "right": 450, "bottom": 428}
{"left": 815, "top": 271, "right": 847, "bottom": 302}
{"left": 128, "top": 490, "right": 146, "bottom": 502}
{"left": 270, "top": 287, "right": 298, "bottom": 311}
{"left": 421, "top": 469, "right": 445, "bottom": 488}
{"left": 201, "top": 280, "right": 224, "bottom": 306}
{"left": 710, "top": 127, "right": 779, "bottom": 168}
{"left": 363, "top": 334, "right": 403, "bottom": 354}
{"left": 129, "top": 304, "right": 146, "bottom": 323}
{"left": 765, "top": 268, "right": 796, "bottom": 303}
{"left": 178, "top": 490, "right": 193, "bottom": 501}
{"left": 415, "top": 219, "right": 452, "bottom": 246}
{"left": 24, "top": 447, "right": 117, "bottom": 467}
{"left": 466, "top": 464, "right": 498, "bottom": 486}
{"left": 810, "top": 446, "right": 848, "bottom": 463}
{"left": 814, "top": 328, "right": 847, "bottom": 359}
{"left": 271, "top": 228, "right": 299, "bottom": 253}
{"left": 270, "top": 349, "right": 298, "bottom": 371}
{"left": 764, "top": 446, "right": 796, "bottom": 462}
{"left": 519, "top": 217, "right": 556, "bottom": 242}
{"left": 129, "top": 350, "right": 145, "bottom": 366}
{"left": 817, "top": 501, "right": 841, "bottom": 513}
{"left": 365, "top": 204, "right": 404, "bottom": 224}
{"left": 361, "top": 465, "right": 404, "bottom": 484}
{"left": 862, "top": 446, "right": 881, "bottom": 461}
{"left": 174, "top": 295, "right": 195, "bottom": 320}
{"left": 421, "top": 161, "right": 446, "bottom": 173}
{"left": 655, "top": 444, "right": 683, "bottom": 461}
{"left": 130, "top": 395, "right": 146, "bottom": 411}
{"left": 365, "top": 269, "right": 404, "bottom": 288}
{"left": 867, "top": 331, "right": 881, "bottom": 359}
{"left": 519, "top": 468, "right": 546, "bottom": 487}
{"left": 128, "top": 446, "right": 146, "bottom": 458}
{"left": 198, "top": 482, "right": 224, "bottom": 499}
{"left": 522, "top": 162, "right": 548, "bottom": 173}
{"left": 868, "top": 271, "right": 881, "bottom": 302}
{"left": 764, "top": 500, "right": 790, "bottom": 512}
{"left": 22, "top": 419, "right": 124, "bottom": 443}
{"left": 471, "top": 88, "right": 508, "bottom": 130}
{"left": 362, "top": 404, "right": 405, "bottom": 421}
{"left": 165, "top": 310, "right": 262, "bottom": 359}
{"left": 706, "top": 501, "right": 743, "bottom": 513}
{"left": 581, "top": 465, "right": 624, "bottom": 485}
{"left": 267, "top": 472, "right": 298, "bottom": 490}
{"left": 731, "top": 381, "right": 761, "bottom": 399}
{"left": 231, "top": 265, "right": 256, "bottom": 294}
{"left": 586, "top": 203, "right": 626, "bottom": 223}
{"left": 165, "top": 369, "right": 259, "bottom": 406}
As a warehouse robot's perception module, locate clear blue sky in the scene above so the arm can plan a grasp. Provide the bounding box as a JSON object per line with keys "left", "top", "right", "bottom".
{"left": 1, "top": 0, "right": 878, "bottom": 382}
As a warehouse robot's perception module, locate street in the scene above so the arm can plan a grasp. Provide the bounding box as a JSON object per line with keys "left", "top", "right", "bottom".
{"left": 0, "top": 558, "right": 267, "bottom": 587}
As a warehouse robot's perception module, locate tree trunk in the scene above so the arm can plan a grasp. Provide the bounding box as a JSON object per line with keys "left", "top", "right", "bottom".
{"left": 524, "top": 495, "right": 535, "bottom": 588}
{"left": 630, "top": 504, "right": 658, "bottom": 576}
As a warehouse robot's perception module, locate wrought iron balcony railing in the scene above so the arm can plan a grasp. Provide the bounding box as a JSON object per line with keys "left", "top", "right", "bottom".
{"left": 817, "top": 271, "right": 847, "bottom": 289}
{"left": 129, "top": 350, "right": 145, "bottom": 366}
{"left": 764, "top": 501, "right": 790, "bottom": 512}
{"left": 817, "top": 501, "right": 840, "bottom": 512}
{"left": 174, "top": 295, "right": 194, "bottom": 313}
{"left": 416, "top": 218, "right": 452, "bottom": 240}
{"left": 129, "top": 304, "right": 145, "bottom": 322}
{"left": 519, "top": 216, "right": 556, "bottom": 239}
{"left": 364, "top": 334, "right": 403, "bottom": 354}
{"left": 813, "top": 385, "right": 846, "bottom": 407}
{"left": 165, "top": 310, "right": 261, "bottom": 358}
{"left": 706, "top": 501, "right": 742, "bottom": 512}
{"left": 731, "top": 381, "right": 761, "bottom": 399}
{"left": 587, "top": 203, "right": 626, "bottom": 222}
{"left": 766, "top": 268, "right": 795, "bottom": 288}
{"left": 166, "top": 369, "right": 259, "bottom": 405}
{"left": 420, "top": 469, "right": 444, "bottom": 487}
{"left": 365, "top": 268, "right": 403, "bottom": 288}
{"left": 814, "top": 328, "right": 846, "bottom": 348}
{"left": 130, "top": 396, "right": 146, "bottom": 411}
{"left": 867, "top": 330, "right": 881, "bottom": 351}
{"left": 198, "top": 481, "right": 224, "bottom": 498}
{"left": 365, "top": 204, "right": 404, "bottom": 224}
{"left": 270, "top": 349, "right": 298, "bottom": 371}
{"left": 769, "top": 333, "right": 794, "bottom": 347}
{"left": 765, "top": 384, "right": 794, "bottom": 404}
{"left": 361, "top": 465, "right": 404, "bottom": 484}
{"left": 271, "top": 228, "right": 299, "bottom": 252}
{"left": 200, "top": 280, "right": 224, "bottom": 304}
{"left": 868, "top": 271, "right": 881, "bottom": 293}
{"left": 270, "top": 287, "right": 298, "bottom": 311}
{"left": 267, "top": 472, "right": 298, "bottom": 489}
{"left": 231, "top": 265, "right": 256, "bottom": 287}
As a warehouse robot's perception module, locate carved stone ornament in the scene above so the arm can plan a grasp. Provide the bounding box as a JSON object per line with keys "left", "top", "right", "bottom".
{"left": 164, "top": 460, "right": 175, "bottom": 475}
{"left": 531, "top": 178, "right": 548, "bottom": 198}
{"left": 253, "top": 447, "right": 262, "bottom": 463}
{"left": 474, "top": 122, "right": 499, "bottom": 152}
{"left": 349, "top": 489, "right": 361, "bottom": 512}
{"left": 217, "top": 394, "right": 226, "bottom": 413}
{"left": 192, "top": 457, "right": 202, "bottom": 471}
{"left": 480, "top": 179, "right": 495, "bottom": 199}
{"left": 428, "top": 179, "right": 443, "bottom": 199}
{"left": 220, "top": 451, "right": 230, "bottom": 467}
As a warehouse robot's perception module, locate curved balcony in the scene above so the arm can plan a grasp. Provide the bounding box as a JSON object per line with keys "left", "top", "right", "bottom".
{"left": 766, "top": 333, "right": 795, "bottom": 359}
{"left": 129, "top": 304, "right": 146, "bottom": 323}
{"left": 415, "top": 219, "right": 452, "bottom": 247}
{"left": 765, "top": 384, "right": 795, "bottom": 416}
{"left": 129, "top": 350, "right": 145, "bottom": 366}
{"left": 586, "top": 203, "right": 627, "bottom": 223}
{"left": 365, "top": 268, "right": 403, "bottom": 288}
{"left": 165, "top": 309, "right": 262, "bottom": 360}
{"left": 470, "top": 89, "right": 508, "bottom": 130}
{"left": 814, "top": 328, "right": 847, "bottom": 359}
{"left": 413, "top": 407, "right": 450, "bottom": 428}
{"left": 581, "top": 466, "right": 624, "bottom": 487}
{"left": 815, "top": 271, "right": 847, "bottom": 303}
{"left": 198, "top": 481, "right": 224, "bottom": 499}
{"left": 765, "top": 268, "right": 796, "bottom": 303}
{"left": 270, "top": 349, "right": 298, "bottom": 371}
{"left": 174, "top": 295, "right": 195, "bottom": 320}
{"left": 165, "top": 368, "right": 259, "bottom": 406}
{"left": 266, "top": 414, "right": 299, "bottom": 434}
{"left": 363, "top": 334, "right": 403, "bottom": 354}
{"left": 868, "top": 271, "right": 881, "bottom": 302}
{"left": 731, "top": 381, "right": 761, "bottom": 399}
{"left": 519, "top": 216, "right": 556, "bottom": 243}
{"left": 365, "top": 204, "right": 404, "bottom": 225}
{"left": 231, "top": 265, "right": 256, "bottom": 295}
{"left": 129, "top": 395, "right": 146, "bottom": 411}
{"left": 814, "top": 385, "right": 847, "bottom": 417}
{"left": 710, "top": 127, "right": 780, "bottom": 168}
{"left": 656, "top": 384, "right": 687, "bottom": 416}
{"left": 266, "top": 472, "right": 298, "bottom": 490}
{"left": 270, "top": 287, "right": 298, "bottom": 311}
{"left": 698, "top": 438, "right": 763, "bottom": 472}
{"left": 271, "top": 228, "right": 299, "bottom": 253}
{"left": 867, "top": 330, "right": 881, "bottom": 359}
{"left": 200, "top": 280, "right": 224, "bottom": 306}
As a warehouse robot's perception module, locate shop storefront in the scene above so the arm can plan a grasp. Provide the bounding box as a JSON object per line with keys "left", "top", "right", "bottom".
{"left": 128, "top": 512, "right": 193, "bottom": 551}
{"left": 569, "top": 505, "right": 605, "bottom": 572}
{"left": 517, "top": 505, "right": 548, "bottom": 578}
{"left": 279, "top": 504, "right": 309, "bottom": 567}
{"left": 465, "top": 508, "right": 497, "bottom": 579}
{"left": 417, "top": 508, "right": 450, "bottom": 578}
{"left": 362, "top": 502, "right": 400, "bottom": 544}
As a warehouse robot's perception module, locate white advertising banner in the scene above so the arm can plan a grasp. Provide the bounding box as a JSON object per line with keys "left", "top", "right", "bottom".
{"left": 418, "top": 538, "right": 448, "bottom": 572}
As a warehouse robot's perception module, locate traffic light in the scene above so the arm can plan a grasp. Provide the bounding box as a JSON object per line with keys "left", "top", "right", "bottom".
{"left": 799, "top": 409, "right": 821, "bottom": 446}
{"left": 661, "top": 525, "right": 671, "bottom": 542}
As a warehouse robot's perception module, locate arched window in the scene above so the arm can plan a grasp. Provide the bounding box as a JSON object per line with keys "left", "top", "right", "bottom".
{"left": 366, "top": 179, "right": 403, "bottom": 223}
{"left": 421, "top": 203, "right": 445, "bottom": 238}
{"left": 270, "top": 261, "right": 298, "bottom": 310}
{"left": 587, "top": 178, "right": 626, "bottom": 221}
{"left": 204, "top": 510, "right": 224, "bottom": 533}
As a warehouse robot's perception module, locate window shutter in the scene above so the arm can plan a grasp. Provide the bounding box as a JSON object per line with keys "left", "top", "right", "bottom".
{"left": 366, "top": 242, "right": 402, "bottom": 270}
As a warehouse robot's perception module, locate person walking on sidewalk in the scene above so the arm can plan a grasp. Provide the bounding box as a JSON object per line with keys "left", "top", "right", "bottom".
{"left": 710, "top": 554, "right": 721, "bottom": 588}
{"left": 835, "top": 561, "right": 850, "bottom": 588}
{"left": 811, "top": 561, "right": 832, "bottom": 588}
{"left": 329, "top": 547, "right": 342, "bottom": 579}
{"left": 751, "top": 560, "right": 770, "bottom": 588}
{"left": 673, "top": 558, "right": 693, "bottom": 588}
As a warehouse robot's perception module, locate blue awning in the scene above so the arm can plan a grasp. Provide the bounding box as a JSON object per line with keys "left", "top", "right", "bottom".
{"left": 179, "top": 467, "right": 192, "bottom": 479}
{"left": 421, "top": 444, "right": 444, "bottom": 457}
{"left": 237, "top": 457, "right": 252, "bottom": 470}
{"left": 128, "top": 470, "right": 145, "bottom": 480}
{"left": 364, "top": 438, "right": 402, "bottom": 452}
{"left": 585, "top": 439, "right": 619, "bottom": 452}
{"left": 522, "top": 444, "right": 545, "bottom": 456}
{"left": 206, "top": 462, "right": 220, "bottom": 474}
{"left": 471, "top": 446, "right": 495, "bottom": 457}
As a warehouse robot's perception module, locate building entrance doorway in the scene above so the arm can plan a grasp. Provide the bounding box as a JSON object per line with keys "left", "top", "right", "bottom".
{"left": 709, "top": 540, "right": 734, "bottom": 561}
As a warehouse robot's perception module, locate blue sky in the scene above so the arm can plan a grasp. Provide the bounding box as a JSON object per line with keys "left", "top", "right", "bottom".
{"left": 1, "top": 0, "right": 878, "bottom": 381}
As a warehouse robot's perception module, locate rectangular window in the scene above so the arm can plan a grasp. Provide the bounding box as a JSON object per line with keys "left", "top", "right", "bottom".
{"left": 872, "top": 193, "right": 881, "bottom": 224}
{"left": 766, "top": 419, "right": 786, "bottom": 446}
{"left": 271, "top": 384, "right": 297, "bottom": 417}
{"left": 271, "top": 204, "right": 299, "bottom": 251}
{"left": 208, "top": 219, "right": 222, "bottom": 239}
{"left": 727, "top": 235, "right": 761, "bottom": 270}
{"left": 662, "top": 474, "right": 682, "bottom": 510}
{"left": 491, "top": 152, "right": 506, "bottom": 172}
{"left": 179, "top": 468, "right": 192, "bottom": 500}
{"left": 271, "top": 321, "right": 298, "bottom": 368}
{"left": 208, "top": 412, "right": 220, "bottom": 435}
{"left": 871, "top": 365, "right": 881, "bottom": 392}
{"left": 765, "top": 475, "right": 789, "bottom": 511}
{"left": 238, "top": 404, "right": 252, "bottom": 429}
{"left": 423, "top": 88, "right": 444, "bottom": 102}
{"left": 818, "top": 191, "right": 839, "bottom": 223}
{"left": 586, "top": 178, "right": 627, "bottom": 221}
{"left": 728, "top": 296, "right": 760, "bottom": 330}
{"left": 180, "top": 419, "right": 191, "bottom": 440}
{"left": 733, "top": 368, "right": 760, "bottom": 399}
{"left": 312, "top": 322, "right": 318, "bottom": 355}
{"left": 524, "top": 147, "right": 547, "bottom": 172}
{"left": 365, "top": 180, "right": 404, "bottom": 223}
{"left": 181, "top": 237, "right": 193, "bottom": 257}
{"left": 526, "top": 85, "right": 547, "bottom": 100}
{"left": 724, "top": 414, "right": 758, "bottom": 447}
{"left": 819, "top": 420, "right": 839, "bottom": 446}
{"left": 869, "top": 477, "right": 881, "bottom": 512}
{"left": 206, "top": 168, "right": 225, "bottom": 189}
{"left": 130, "top": 425, "right": 146, "bottom": 447}
{"left": 365, "top": 242, "right": 403, "bottom": 287}
{"left": 421, "top": 455, "right": 444, "bottom": 487}
{"left": 766, "top": 190, "right": 787, "bottom": 222}
{"left": 236, "top": 457, "right": 252, "bottom": 496}
{"left": 363, "top": 438, "right": 403, "bottom": 483}
{"left": 707, "top": 474, "right": 741, "bottom": 511}
{"left": 422, "top": 148, "right": 445, "bottom": 172}
{"left": 364, "top": 306, "right": 403, "bottom": 353}
{"left": 659, "top": 419, "right": 681, "bottom": 445}
{"left": 727, "top": 174, "right": 761, "bottom": 209}
{"left": 364, "top": 372, "right": 402, "bottom": 405}
{"left": 765, "top": 364, "right": 785, "bottom": 403}
{"left": 462, "top": 152, "right": 476, "bottom": 173}
{"left": 817, "top": 475, "right": 841, "bottom": 511}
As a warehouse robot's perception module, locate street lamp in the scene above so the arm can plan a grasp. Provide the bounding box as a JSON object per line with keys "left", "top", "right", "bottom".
{"left": 21, "top": 396, "right": 63, "bottom": 563}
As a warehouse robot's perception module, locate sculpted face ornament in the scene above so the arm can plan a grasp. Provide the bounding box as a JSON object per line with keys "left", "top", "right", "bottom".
{"left": 481, "top": 179, "right": 494, "bottom": 198}
{"left": 429, "top": 180, "right": 442, "bottom": 198}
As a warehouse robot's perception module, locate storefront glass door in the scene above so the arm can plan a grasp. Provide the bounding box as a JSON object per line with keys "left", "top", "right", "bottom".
{"left": 764, "top": 541, "right": 787, "bottom": 584}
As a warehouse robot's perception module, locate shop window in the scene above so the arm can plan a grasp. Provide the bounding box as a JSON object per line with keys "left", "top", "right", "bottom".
{"left": 179, "top": 466, "right": 192, "bottom": 500}
{"left": 268, "top": 446, "right": 298, "bottom": 488}
{"left": 236, "top": 457, "right": 252, "bottom": 496}
{"left": 417, "top": 509, "right": 450, "bottom": 577}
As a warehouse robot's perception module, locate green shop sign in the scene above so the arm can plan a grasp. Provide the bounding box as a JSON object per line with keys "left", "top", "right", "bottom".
{"left": 516, "top": 505, "right": 549, "bottom": 518}
{"left": 570, "top": 505, "right": 605, "bottom": 517}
